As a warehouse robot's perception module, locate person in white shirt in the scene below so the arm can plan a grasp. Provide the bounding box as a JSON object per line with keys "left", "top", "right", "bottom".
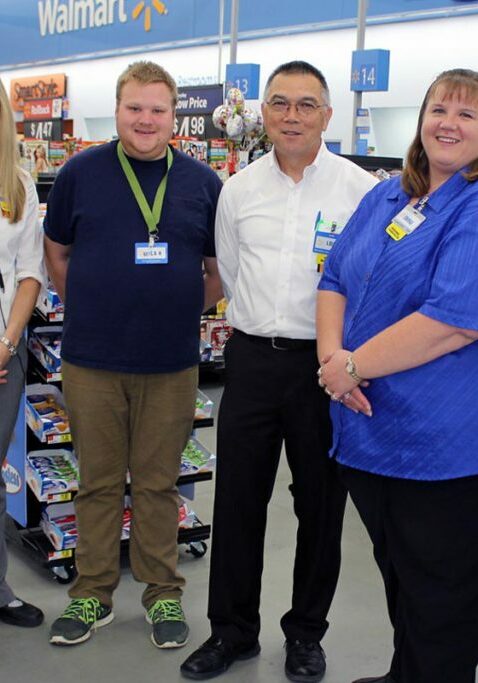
{"left": 0, "top": 78, "right": 44, "bottom": 628}
{"left": 181, "top": 61, "right": 377, "bottom": 683}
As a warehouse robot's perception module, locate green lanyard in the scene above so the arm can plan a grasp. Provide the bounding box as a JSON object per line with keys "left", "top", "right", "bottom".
{"left": 117, "top": 141, "right": 174, "bottom": 246}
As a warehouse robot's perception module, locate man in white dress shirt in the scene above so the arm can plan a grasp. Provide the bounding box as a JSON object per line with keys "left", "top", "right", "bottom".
{"left": 181, "top": 61, "right": 377, "bottom": 683}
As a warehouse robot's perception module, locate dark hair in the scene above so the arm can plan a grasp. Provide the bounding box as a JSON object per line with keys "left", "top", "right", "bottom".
{"left": 264, "top": 61, "right": 330, "bottom": 104}
{"left": 402, "top": 68, "right": 478, "bottom": 196}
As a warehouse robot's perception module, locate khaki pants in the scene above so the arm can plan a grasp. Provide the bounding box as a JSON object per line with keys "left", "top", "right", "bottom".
{"left": 62, "top": 361, "right": 198, "bottom": 609}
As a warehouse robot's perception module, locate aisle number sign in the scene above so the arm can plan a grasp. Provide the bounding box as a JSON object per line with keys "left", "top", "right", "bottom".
{"left": 225, "top": 64, "right": 260, "bottom": 99}
{"left": 350, "top": 50, "right": 390, "bottom": 92}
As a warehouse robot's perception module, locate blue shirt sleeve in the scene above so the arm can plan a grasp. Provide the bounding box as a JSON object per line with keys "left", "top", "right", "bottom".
{"left": 419, "top": 205, "right": 478, "bottom": 331}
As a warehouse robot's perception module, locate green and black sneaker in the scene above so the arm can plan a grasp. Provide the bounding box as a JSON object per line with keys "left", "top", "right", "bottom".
{"left": 146, "top": 599, "right": 189, "bottom": 649}
{"left": 49, "top": 597, "right": 114, "bottom": 645}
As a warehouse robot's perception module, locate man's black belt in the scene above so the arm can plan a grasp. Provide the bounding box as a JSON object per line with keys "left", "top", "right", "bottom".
{"left": 234, "top": 328, "right": 316, "bottom": 351}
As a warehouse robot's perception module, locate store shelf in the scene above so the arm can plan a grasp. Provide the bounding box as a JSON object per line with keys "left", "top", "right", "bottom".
{"left": 28, "top": 352, "right": 62, "bottom": 383}
{"left": 7, "top": 520, "right": 211, "bottom": 580}
{"left": 10, "top": 292, "right": 216, "bottom": 584}
{"left": 33, "top": 307, "right": 64, "bottom": 324}
{"left": 26, "top": 469, "right": 213, "bottom": 505}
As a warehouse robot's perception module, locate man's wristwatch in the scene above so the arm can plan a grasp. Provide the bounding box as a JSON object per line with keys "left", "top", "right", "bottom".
{"left": 0, "top": 336, "right": 17, "bottom": 357}
{"left": 345, "top": 355, "right": 362, "bottom": 383}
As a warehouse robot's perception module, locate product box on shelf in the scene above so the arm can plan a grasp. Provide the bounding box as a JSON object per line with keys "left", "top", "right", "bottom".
{"left": 180, "top": 437, "right": 216, "bottom": 476}
{"left": 195, "top": 389, "right": 213, "bottom": 421}
{"left": 41, "top": 503, "right": 132, "bottom": 551}
{"left": 40, "top": 502, "right": 77, "bottom": 550}
{"left": 36, "top": 284, "right": 64, "bottom": 322}
{"left": 26, "top": 449, "right": 78, "bottom": 502}
{"left": 26, "top": 384, "right": 71, "bottom": 444}
{"left": 28, "top": 326, "right": 62, "bottom": 375}
{"left": 179, "top": 138, "right": 208, "bottom": 163}
{"left": 179, "top": 498, "right": 202, "bottom": 529}
{"left": 203, "top": 319, "right": 233, "bottom": 359}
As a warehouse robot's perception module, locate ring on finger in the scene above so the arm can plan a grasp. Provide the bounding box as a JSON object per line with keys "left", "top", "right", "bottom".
{"left": 343, "top": 392, "right": 352, "bottom": 400}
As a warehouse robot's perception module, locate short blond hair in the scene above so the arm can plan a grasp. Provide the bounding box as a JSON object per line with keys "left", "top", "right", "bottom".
{"left": 0, "top": 78, "right": 26, "bottom": 224}
{"left": 116, "top": 60, "right": 178, "bottom": 106}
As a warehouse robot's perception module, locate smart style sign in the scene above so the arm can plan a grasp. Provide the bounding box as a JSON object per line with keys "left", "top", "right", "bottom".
{"left": 350, "top": 50, "right": 390, "bottom": 92}
{"left": 10, "top": 74, "right": 67, "bottom": 112}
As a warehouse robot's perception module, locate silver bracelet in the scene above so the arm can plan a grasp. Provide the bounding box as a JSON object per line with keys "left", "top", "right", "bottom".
{"left": 0, "top": 336, "right": 17, "bottom": 356}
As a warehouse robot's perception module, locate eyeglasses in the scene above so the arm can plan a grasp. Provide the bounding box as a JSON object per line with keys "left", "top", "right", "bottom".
{"left": 266, "top": 98, "right": 329, "bottom": 117}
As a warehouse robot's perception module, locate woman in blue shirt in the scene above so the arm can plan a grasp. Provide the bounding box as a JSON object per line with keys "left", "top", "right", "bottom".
{"left": 316, "top": 68, "right": 478, "bottom": 683}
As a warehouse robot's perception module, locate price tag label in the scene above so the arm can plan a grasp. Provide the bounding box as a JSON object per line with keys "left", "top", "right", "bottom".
{"left": 48, "top": 549, "right": 73, "bottom": 560}
{"left": 175, "top": 114, "right": 217, "bottom": 140}
{"left": 24, "top": 118, "right": 63, "bottom": 141}
{"left": 47, "top": 433, "right": 72, "bottom": 444}
{"left": 47, "top": 492, "right": 73, "bottom": 503}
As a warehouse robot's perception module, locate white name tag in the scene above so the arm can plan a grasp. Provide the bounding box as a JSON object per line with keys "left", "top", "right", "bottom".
{"left": 135, "top": 242, "right": 168, "bottom": 265}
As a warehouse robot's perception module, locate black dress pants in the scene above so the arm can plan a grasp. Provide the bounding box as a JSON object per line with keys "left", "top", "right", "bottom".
{"left": 341, "top": 465, "right": 478, "bottom": 683}
{"left": 207, "top": 331, "right": 347, "bottom": 645}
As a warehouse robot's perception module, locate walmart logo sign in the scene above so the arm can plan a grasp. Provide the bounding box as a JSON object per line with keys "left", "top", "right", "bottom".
{"left": 38, "top": 0, "right": 168, "bottom": 36}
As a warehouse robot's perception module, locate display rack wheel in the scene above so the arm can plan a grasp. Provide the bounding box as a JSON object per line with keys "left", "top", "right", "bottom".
{"left": 51, "top": 564, "right": 76, "bottom": 584}
{"left": 187, "top": 541, "right": 207, "bottom": 558}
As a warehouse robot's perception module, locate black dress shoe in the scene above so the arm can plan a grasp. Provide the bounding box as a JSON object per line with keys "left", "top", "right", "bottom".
{"left": 180, "top": 635, "right": 260, "bottom": 680}
{"left": 352, "top": 676, "right": 395, "bottom": 683}
{"left": 285, "top": 640, "right": 326, "bottom": 682}
{"left": 0, "top": 598, "right": 44, "bottom": 628}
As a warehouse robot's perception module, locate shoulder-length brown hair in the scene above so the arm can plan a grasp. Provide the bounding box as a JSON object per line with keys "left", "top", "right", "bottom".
{"left": 0, "top": 78, "right": 26, "bottom": 224}
{"left": 402, "top": 68, "right": 478, "bottom": 197}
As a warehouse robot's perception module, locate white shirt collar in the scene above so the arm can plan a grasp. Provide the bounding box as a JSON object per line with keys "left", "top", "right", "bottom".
{"left": 269, "top": 140, "right": 327, "bottom": 180}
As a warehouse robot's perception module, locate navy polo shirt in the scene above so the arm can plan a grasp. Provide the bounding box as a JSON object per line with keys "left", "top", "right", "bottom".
{"left": 44, "top": 141, "right": 223, "bottom": 373}
{"left": 319, "top": 171, "right": 478, "bottom": 480}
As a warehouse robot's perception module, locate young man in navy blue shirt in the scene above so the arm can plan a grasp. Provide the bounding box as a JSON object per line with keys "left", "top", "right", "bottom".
{"left": 44, "top": 61, "right": 223, "bottom": 649}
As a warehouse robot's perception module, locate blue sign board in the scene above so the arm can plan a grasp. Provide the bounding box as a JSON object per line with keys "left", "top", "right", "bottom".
{"left": 351, "top": 49, "right": 390, "bottom": 92}
{"left": 5, "top": 394, "right": 27, "bottom": 527}
{"left": 225, "top": 64, "right": 260, "bottom": 99}
{"left": 355, "top": 138, "right": 369, "bottom": 156}
{"left": 1, "top": 2, "right": 475, "bottom": 70}
{"left": 176, "top": 85, "right": 224, "bottom": 115}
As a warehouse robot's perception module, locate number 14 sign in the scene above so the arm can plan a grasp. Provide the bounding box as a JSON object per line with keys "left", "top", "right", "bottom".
{"left": 350, "top": 49, "right": 390, "bottom": 92}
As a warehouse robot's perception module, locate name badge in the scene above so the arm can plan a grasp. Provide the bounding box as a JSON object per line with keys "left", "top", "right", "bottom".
{"left": 312, "top": 212, "right": 344, "bottom": 271}
{"left": 386, "top": 205, "right": 426, "bottom": 241}
{"left": 135, "top": 242, "right": 168, "bottom": 264}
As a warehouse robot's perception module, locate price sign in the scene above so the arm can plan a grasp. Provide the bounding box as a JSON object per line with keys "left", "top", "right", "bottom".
{"left": 174, "top": 114, "right": 217, "bottom": 140}
{"left": 350, "top": 50, "right": 390, "bottom": 92}
{"left": 175, "top": 85, "right": 223, "bottom": 140}
{"left": 24, "top": 118, "right": 62, "bottom": 141}
{"left": 225, "top": 64, "right": 260, "bottom": 99}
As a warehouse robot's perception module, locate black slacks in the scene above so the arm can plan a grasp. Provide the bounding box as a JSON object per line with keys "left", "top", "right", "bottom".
{"left": 207, "top": 331, "right": 347, "bottom": 645}
{"left": 341, "top": 465, "right": 478, "bottom": 683}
